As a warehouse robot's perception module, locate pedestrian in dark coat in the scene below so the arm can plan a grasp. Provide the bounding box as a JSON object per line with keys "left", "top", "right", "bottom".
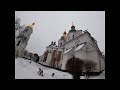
{"left": 51, "top": 73, "right": 55, "bottom": 77}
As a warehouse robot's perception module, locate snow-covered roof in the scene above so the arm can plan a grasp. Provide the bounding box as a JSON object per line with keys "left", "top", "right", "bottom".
{"left": 74, "top": 43, "right": 84, "bottom": 51}
{"left": 63, "top": 48, "right": 72, "bottom": 54}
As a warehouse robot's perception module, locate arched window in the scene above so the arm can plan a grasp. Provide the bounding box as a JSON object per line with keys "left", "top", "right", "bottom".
{"left": 77, "top": 44, "right": 79, "bottom": 47}
{"left": 73, "top": 35, "right": 74, "bottom": 38}
{"left": 60, "top": 43, "right": 62, "bottom": 47}
{"left": 17, "top": 40, "right": 21, "bottom": 46}
{"left": 68, "top": 36, "right": 70, "bottom": 40}
{"left": 26, "top": 29, "right": 28, "bottom": 32}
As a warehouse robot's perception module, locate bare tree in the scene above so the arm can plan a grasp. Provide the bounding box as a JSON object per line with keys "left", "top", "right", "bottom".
{"left": 15, "top": 17, "right": 25, "bottom": 37}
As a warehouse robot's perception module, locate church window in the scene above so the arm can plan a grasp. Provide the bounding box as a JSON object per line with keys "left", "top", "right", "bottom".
{"left": 73, "top": 35, "right": 74, "bottom": 38}
{"left": 68, "top": 36, "right": 70, "bottom": 40}
{"left": 60, "top": 43, "right": 62, "bottom": 47}
{"left": 17, "top": 40, "right": 21, "bottom": 46}
{"left": 77, "top": 44, "right": 79, "bottom": 47}
{"left": 22, "top": 33, "right": 24, "bottom": 36}
{"left": 26, "top": 29, "right": 28, "bottom": 32}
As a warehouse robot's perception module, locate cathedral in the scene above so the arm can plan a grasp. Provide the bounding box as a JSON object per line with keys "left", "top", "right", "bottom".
{"left": 15, "top": 19, "right": 105, "bottom": 72}
{"left": 41, "top": 24, "right": 105, "bottom": 72}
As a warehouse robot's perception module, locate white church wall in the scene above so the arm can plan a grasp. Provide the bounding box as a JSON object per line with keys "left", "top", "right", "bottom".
{"left": 74, "top": 42, "right": 102, "bottom": 72}
{"left": 63, "top": 56, "right": 67, "bottom": 70}
{"left": 61, "top": 54, "right": 68, "bottom": 70}
{"left": 61, "top": 52, "right": 73, "bottom": 70}
{"left": 75, "top": 30, "right": 82, "bottom": 38}
{"left": 77, "top": 33, "right": 91, "bottom": 45}
{"left": 87, "top": 51, "right": 100, "bottom": 72}
{"left": 58, "top": 39, "right": 65, "bottom": 48}
{"left": 75, "top": 50, "right": 100, "bottom": 72}
{"left": 46, "top": 53, "right": 52, "bottom": 64}
{"left": 67, "top": 32, "right": 76, "bottom": 41}
{"left": 100, "top": 55, "right": 105, "bottom": 71}
{"left": 58, "top": 40, "right": 62, "bottom": 47}
{"left": 85, "top": 43, "right": 101, "bottom": 72}
{"left": 75, "top": 50, "right": 87, "bottom": 60}
{"left": 64, "top": 33, "right": 91, "bottom": 51}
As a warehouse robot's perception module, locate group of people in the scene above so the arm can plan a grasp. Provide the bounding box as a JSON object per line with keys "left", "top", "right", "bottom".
{"left": 38, "top": 68, "right": 55, "bottom": 77}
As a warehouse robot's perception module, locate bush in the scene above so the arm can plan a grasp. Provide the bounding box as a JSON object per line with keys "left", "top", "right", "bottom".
{"left": 66, "top": 57, "right": 84, "bottom": 79}
{"left": 34, "top": 53, "right": 39, "bottom": 62}
{"left": 84, "top": 60, "right": 97, "bottom": 72}
{"left": 66, "top": 57, "right": 97, "bottom": 79}
{"left": 84, "top": 60, "right": 97, "bottom": 78}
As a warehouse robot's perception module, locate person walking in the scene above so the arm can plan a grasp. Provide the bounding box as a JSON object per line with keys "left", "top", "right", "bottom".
{"left": 51, "top": 73, "right": 55, "bottom": 77}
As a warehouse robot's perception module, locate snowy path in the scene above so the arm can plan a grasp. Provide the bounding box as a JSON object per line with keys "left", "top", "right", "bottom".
{"left": 15, "top": 58, "right": 72, "bottom": 79}
{"left": 15, "top": 58, "right": 105, "bottom": 79}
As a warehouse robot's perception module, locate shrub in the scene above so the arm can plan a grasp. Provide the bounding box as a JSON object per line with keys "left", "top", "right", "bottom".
{"left": 66, "top": 57, "right": 84, "bottom": 79}
{"left": 84, "top": 60, "right": 97, "bottom": 72}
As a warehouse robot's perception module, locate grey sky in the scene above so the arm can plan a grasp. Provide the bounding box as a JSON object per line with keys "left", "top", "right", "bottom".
{"left": 15, "top": 11, "right": 105, "bottom": 55}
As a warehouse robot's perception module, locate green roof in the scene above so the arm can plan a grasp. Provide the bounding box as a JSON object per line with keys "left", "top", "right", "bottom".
{"left": 69, "top": 29, "right": 76, "bottom": 32}
{"left": 69, "top": 25, "right": 76, "bottom": 33}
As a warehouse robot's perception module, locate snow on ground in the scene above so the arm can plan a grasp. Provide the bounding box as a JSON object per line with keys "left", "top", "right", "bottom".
{"left": 15, "top": 58, "right": 72, "bottom": 79}
{"left": 15, "top": 58, "right": 105, "bottom": 79}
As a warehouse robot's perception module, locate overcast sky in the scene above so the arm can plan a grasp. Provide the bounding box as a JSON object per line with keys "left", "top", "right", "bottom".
{"left": 15, "top": 11, "right": 105, "bottom": 55}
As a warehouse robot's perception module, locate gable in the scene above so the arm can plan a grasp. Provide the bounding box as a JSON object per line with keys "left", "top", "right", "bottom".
{"left": 82, "top": 42, "right": 96, "bottom": 51}
{"left": 74, "top": 43, "right": 85, "bottom": 51}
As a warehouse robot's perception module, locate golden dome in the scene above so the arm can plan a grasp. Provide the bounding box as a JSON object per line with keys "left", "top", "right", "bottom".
{"left": 25, "top": 22, "right": 35, "bottom": 30}
{"left": 63, "top": 35, "right": 67, "bottom": 41}
{"left": 63, "top": 31, "right": 67, "bottom": 41}
{"left": 63, "top": 31, "right": 67, "bottom": 35}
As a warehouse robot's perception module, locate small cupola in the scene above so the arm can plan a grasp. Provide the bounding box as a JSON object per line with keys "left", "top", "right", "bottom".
{"left": 69, "top": 22, "right": 76, "bottom": 33}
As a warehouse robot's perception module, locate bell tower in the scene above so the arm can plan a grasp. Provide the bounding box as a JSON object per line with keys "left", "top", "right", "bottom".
{"left": 15, "top": 23, "right": 35, "bottom": 58}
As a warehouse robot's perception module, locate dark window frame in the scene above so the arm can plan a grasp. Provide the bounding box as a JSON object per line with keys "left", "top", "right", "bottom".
{"left": 73, "top": 35, "right": 74, "bottom": 38}
{"left": 17, "top": 40, "right": 21, "bottom": 46}
{"left": 26, "top": 29, "right": 28, "bottom": 32}
{"left": 60, "top": 43, "right": 62, "bottom": 47}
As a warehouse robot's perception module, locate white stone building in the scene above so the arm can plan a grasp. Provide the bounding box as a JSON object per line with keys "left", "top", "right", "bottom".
{"left": 42, "top": 24, "right": 105, "bottom": 72}
{"left": 15, "top": 22, "right": 35, "bottom": 58}
{"left": 15, "top": 20, "right": 105, "bottom": 72}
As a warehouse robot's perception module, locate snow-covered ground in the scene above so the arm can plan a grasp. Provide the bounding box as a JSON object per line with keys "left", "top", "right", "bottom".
{"left": 15, "top": 58, "right": 72, "bottom": 79}
{"left": 15, "top": 58, "right": 105, "bottom": 79}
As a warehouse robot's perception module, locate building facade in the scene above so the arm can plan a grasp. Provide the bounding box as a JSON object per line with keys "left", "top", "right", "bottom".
{"left": 15, "top": 23, "right": 34, "bottom": 57}
{"left": 15, "top": 19, "right": 105, "bottom": 72}
{"left": 42, "top": 24, "right": 105, "bottom": 72}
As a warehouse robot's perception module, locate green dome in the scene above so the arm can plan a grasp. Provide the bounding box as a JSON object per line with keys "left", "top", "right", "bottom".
{"left": 69, "top": 25, "right": 76, "bottom": 33}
